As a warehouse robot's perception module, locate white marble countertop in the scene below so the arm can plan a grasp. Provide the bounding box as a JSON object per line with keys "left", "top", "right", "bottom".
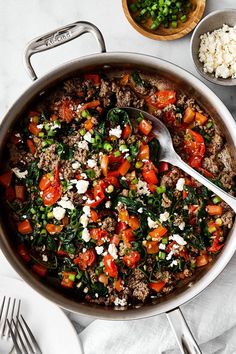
{"left": 0, "top": 0, "right": 236, "bottom": 352}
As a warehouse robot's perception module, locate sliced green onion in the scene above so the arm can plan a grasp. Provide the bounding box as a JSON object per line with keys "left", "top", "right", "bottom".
{"left": 158, "top": 251, "right": 166, "bottom": 260}
{"left": 81, "top": 110, "right": 89, "bottom": 118}
{"left": 135, "top": 161, "right": 143, "bottom": 169}
{"left": 38, "top": 132, "right": 44, "bottom": 138}
{"left": 114, "top": 151, "right": 121, "bottom": 157}
{"left": 80, "top": 129, "right": 86, "bottom": 136}
{"left": 162, "top": 237, "right": 168, "bottom": 245}
{"left": 69, "top": 273, "right": 76, "bottom": 281}
{"left": 103, "top": 142, "right": 113, "bottom": 152}
{"left": 213, "top": 196, "right": 221, "bottom": 204}
{"left": 156, "top": 185, "right": 166, "bottom": 194}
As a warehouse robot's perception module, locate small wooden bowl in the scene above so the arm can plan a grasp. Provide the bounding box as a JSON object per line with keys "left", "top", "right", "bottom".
{"left": 122, "top": 0, "right": 206, "bottom": 41}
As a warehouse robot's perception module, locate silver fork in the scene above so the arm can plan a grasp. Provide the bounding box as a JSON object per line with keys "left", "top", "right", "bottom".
{"left": 0, "top": 296, "right": 21, "bottom": 354}
{"left": 7, "top": 315, "right": 42, "bottom": 354}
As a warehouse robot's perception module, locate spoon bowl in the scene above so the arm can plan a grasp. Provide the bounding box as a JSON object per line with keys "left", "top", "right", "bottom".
{"left": 122, "top": 107, "right": 236, "bottom": 211}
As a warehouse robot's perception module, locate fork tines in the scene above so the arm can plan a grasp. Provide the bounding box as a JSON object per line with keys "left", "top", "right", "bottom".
{"left": 0, "top": 296, "right": 21, "bottom": 338}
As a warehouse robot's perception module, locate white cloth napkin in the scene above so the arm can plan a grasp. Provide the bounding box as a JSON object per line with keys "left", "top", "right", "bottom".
{"left": 79, "top": 253, "right": 236, "bottom": 354}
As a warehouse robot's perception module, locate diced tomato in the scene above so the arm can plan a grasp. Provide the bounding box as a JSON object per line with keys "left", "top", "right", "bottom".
{"left": 121, "top": 228, "right": 134, "bottom": 243}
{"left": 116, "top": 221, "right": 128, "bottom": 234}
{"left": 182, "top": 190, "right": 188, "bottom": 200}
{"left": 87, "top": 183, "right": 106, "bottom": 208}
{"left": 122, "top": 124, "right": 132, "bottom": 139}
{"left": 114, "top": 278, "right": 124, "bottom": 292}
{"left": 84, "top": 119, "right": 94, "bottom": 131}
{"left": 142, "top": 162, "right": 158, "bottom": 185}
{"left": 183, "top": 107, "right": 195, "bottom": 123}
{"left": 149, "top": 281, "right": 166, "bottom": 292}
{"left": 128, "top": 215, "right": 140, "bottom": 230}
{"left": 118, "top": 160, "right": 131, "bottom": 176}
{"left": 74, "top": 249, "right": 96, "bottom": 270}
{"left": 104, "top": 254, "right": 118, "bottom": 278}
{"left": 43, "top": 185, "right": 62, "bottom": 207}
{"left": 28, "top": 122, "right": 41, "bottom": 136}
{"left": 90, "top": 210, "right": 99, "bottom": 223}
{"left": 120, "top": 74, "right": 130, "bottom": 86}
{"left": 158, "top": 162, "right": 169, "bottom": 173}
{"left": 206, "top": 205, "right": 223, "bottom": 216}
{"left": 149, "top": 226, "right": 168, "bottom": 241}
{"left": 32, "top": 264, "right": 47, "bottom": 277}
{"left": 146, "top": 90, "right": 176, "bottom": 109}
{"left": 100, "top": 154, "right": 109, "bottom": 177}
{"left": 17, "top": 220, "right": 33, "bottom": 235}
{"left": 119, "top": 209, "right": 129, "bottom": 223}
{"left": 98, "top": 273, "right": 109, "bottom": 286}
{"left": 138, "top": 119, "right": 152, "bottom": 136}
{"left": 0, "top": 170, "right": 13, "bottom": 188}
{"left": 145, "top": 241, "right": 159, "bottom": 254}
{"left": 148, "top": 184, "right": 157, "bottom": 193}
{"left": 198, "top": 168, "right": 214, "bottom": 179}
{"left": 57, "top": 249, "right": 68, "bottom": 257}
{"left": 138, "top": 144, "right": 150, "bottom": 161}
{"left": 110, "top": 234, "right": 120, "bottom": 246}
{"left": 196, "top": 254, "right": 209, "bottom": 267}
{"left": 207, "top": 233, "right": 224, "bottom": 253}
{"left": 15, "top": 185, "right": 25, "bottom": 201}
{"left": 58, "top": 99, "right": 74, "bottom": 123}
{"left": 165, "top": 241, "right": 175, "bottom": 253}
{"left": 104, "top": 176, "right": 120, "bottom": 188}
{"left": 184, "top": 129, "right": 205, "bottom": 168}
{"left": 84, "top": 74, "right": 101, "bottom": 85}
{"left": 17, "top": 244, "right": 30, "bottom": 263}
{"left": 123, "top": 250, "right": 140, "bottom": 268}
{"left": 26, "top": 139, "right": 36, "bottom": 154}
{"left": 61, "top": 271, "right": 76, "bottom": 288}
{"left": 46, "top": 224, "right": 63, "bottom": 234}
{"left": 195, "top": 112, "right": 208, "bottom": 125}
{"left": 90, "top": 228, "right": 108, "bottom": 242}
{"left": 5, "top": 186, "right": 15, "bottom": 202}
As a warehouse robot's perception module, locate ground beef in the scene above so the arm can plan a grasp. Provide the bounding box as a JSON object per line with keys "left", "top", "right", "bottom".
{"left": 8, "top": 145, "right": 33, "bottom": 165}
{"left": 73, "top": 149, "right": 88, "bottom": 165}
{"left": 176, "top": 94, "right": 186, "bottom": 107}
{"left": 207, "top": 134, "right": 224, "bottom": 155}
{"left": 67, "top": 190, "right": 83, "bottom": 206}
{"left": 173, "top": 215, "right": 184, "bottom": 227}
{"left": 63, "top": 78, "right": 83, "bottom": 96}
{"left": 221, "top": 211, "right": 234, "bottom": 228}
{"left": 220, "top": 172, "right": 235, "bottom": 190}
{"left": 114, "top": 86, "right": 145, "bottom": 108}
{"left": 202, "top": 156, "right": 219, "bottom": 175}
{"left": 129, "top": 76, "right": 150, "bottom": 96}
{"left": 99, "top": 79, "right": 113, "bottom": 98}
{"left": 101, "top": 217, "right": 116, "bottom": 233}
{"left": 217, "top": 146, "right": 233, "bottom": 172}
{"left": 160, "top": 167, "right": 180, "bottom": 187}
{"left": 184, "top": 98, "right": 203, "bottom": 113}
{"left": 63, "top": 132, "right": 81, "bottom": 147}
{"left": 161, "top": 193, "right": 172, "bottom": 208}
{"left": 93, "top": 165, "right": 102, "bottom": 179}
{"left": 126, "top": 269, "right": 150, "bottom": 302}
{"left": 60, "top": 160, "right": 75, "bottom": 180}
{"left": 37, "top": 144, "right": 58, "bottom": 172}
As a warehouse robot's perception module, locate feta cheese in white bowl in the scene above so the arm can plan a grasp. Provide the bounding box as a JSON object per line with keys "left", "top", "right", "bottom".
{"left": 191, "top": 9, "right": 236, "bottom": 86}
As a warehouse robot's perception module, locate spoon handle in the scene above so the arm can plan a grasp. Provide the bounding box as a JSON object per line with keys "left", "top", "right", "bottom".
{"left": 169, "top": 155, "right": 236, "bottom": 211}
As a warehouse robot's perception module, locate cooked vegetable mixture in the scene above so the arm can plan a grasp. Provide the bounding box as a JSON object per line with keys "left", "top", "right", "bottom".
{"left": 0, "top": 71, "right": 235, "bottom": 307}
{"left": 129, "top": 0, "right": 194, "bottom": 30}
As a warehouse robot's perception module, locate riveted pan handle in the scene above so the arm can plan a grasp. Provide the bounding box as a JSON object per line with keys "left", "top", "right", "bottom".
{"left": 24, "top": 21, "right": 106, "bottom": 81}
{"left": 166, "top": 307, "right": 202, "bottom": 354}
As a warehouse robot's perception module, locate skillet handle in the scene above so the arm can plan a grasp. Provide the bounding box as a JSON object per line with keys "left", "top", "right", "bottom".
{"left": 24, "top": 21, "right": 106, "bottom": 81}
{"left": 166, "top": 307, "right": 202, "bottom": 354}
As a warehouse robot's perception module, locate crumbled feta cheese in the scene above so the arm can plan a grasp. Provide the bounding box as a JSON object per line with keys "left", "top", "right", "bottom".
{"left": 159, "top": 243, "right": 166, "bottom": 250}
{"left": 160, "top": 211, "right": 170, "bottom": 222}
{"left": 81, "top": 173, "right": 87, "bottom": 179}
{"left": 82, "top": 205, "right": 91, "bottom": 216}
{"left": 80, "top": 214, "right": 89, "bottom": 228}
{"left": 169, "top": 260, "right": 178, "bottom": 267}
{"left": 199, "top": 24, "right": 236, "bottom": 79}
{"left": 51, "top": 123, "right": 61, "bottom": 130}
{"left": 138, "top": 207, "right": 143, "bottom": 213}
{"left": 95, "top": 246, "right": 104, "bottom": 255}
{"left": 170, "top": 234, "right": 187, "bottom": 246}
{"left": 109, "top": 125, "right": 122, "bottom": 138}
{"left": 12, "top": 168, "right": 28, "bottom": 179}
{"left": 72, "top": 161, "right": 81, "bottom": 170}
{"left": 58, "top": 198, "right": 74, "bottom": 210}
{"left": 178, "top": 221, "right": 186, "bottom": 230}
{"left": 108, "top": 244, "right": 118, "bottom": 259}
{"left": 84, "top": 132, "right": 92, "bottom": 143}
{"left": 75, "top": 180, "right": 89, "bottom": 194}
{"left": 114, "top": 298, "right": 127, "bottom": 307}
{"left": 82, "top": 228, "right": 91, "bottom": 242}
{"left": 77, "top": 140, "right": 89, "bottom": 150}
{"left": 83, "top": 287, "right": 88, "bottom": 293}
{"left": 52, "top": 206, "right": 66, "bottom": 221}
{"left": 42, "top": 254, "right": 48, "bottom": 262}
{"left": 37, "top": 124, "right": 44, "bottom": 129}
{"left": 176, "top": 178, "right": 185, "bottom": 191}
{"left": 147, "top": 217, "right": 159, "bottom": 229}
{"left": 166, "top": 250, "right": 174, "bottom": 261}
{"left": 137, "top": 179, "right": 150, "bottom": 196}
{"left": 105, "top": 201, "right": 111, "bottom": 208}
{"left": 87, "top": 159, "right": 97, "bottom": 168}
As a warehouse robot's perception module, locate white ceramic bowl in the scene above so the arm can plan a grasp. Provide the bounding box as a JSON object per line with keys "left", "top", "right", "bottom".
{"left": 190, "top": 9, "right": 236, "bottom": 86}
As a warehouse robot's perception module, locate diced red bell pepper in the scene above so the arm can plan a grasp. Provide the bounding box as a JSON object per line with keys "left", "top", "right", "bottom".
{"left": 149, "top": 281, "right": 166, "bottom": 292}
{"left": 146, "top": 90, "right": 176, "bottom": 109}
{"left": 121, "top": 228, "right": 134, "bottom": 243}
{"left": 118, "top": 160, "right": 131, "bottom": 176}
{"left": 61, "top": 271, "right": 76, "bottom": 288}
{"left": 0, "top": 170, "right": 13, "bottom": 188}
{"left": 32, "top": 264, "right": 47, "bottom": 277}
{"left": 104, "top": 254, "right": 118, "bottom": 278}
{"left": 17, "top": 244, "right": 31, "bottom": 263}
{"left": 138, "top": 119, "right": 152, "bottom": 136}
{"left": 158, "top": 162, "right": 169, "bottom": 173}
{"left": 84, "top": 74, "right": 101, "bottom": 85}
{"left": 5, "top": 186, "right": 15, "bottom": 202}
{"left": 74, "top": 249, "right": 96, "bottom": 270}
{"left": 18, "top": 220, "right": 33, "bottom": 235}
{"left": 123, "top": 250, "right": 140, "bottom": 268}
{"left": 122, "top": 124, "right": 132, "bottom": 139}
{"left": 15, "top": 185, "right": 25, "bottom": 201}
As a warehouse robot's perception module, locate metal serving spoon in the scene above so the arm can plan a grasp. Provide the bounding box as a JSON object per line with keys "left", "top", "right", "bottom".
{"left": 122, "top": 107, "right": 236, "bottom": 211}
